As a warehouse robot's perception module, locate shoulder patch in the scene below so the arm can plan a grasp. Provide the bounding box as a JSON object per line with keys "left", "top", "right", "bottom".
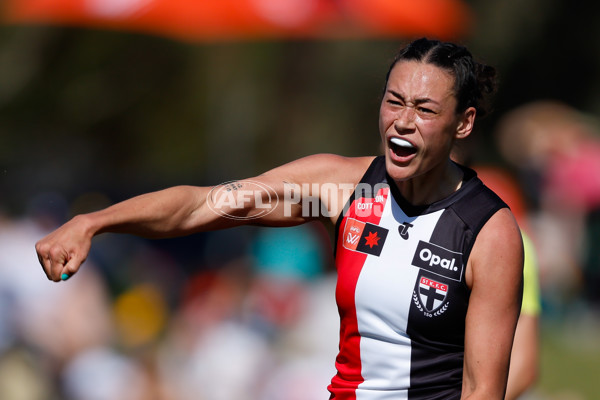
{"left": 342, "top": 218, "right": 388, "bottom": 257}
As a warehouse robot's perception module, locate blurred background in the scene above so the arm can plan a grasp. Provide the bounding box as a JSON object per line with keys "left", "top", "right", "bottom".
{"left": 0, "top": 0, "right": 599, "bottom": 399}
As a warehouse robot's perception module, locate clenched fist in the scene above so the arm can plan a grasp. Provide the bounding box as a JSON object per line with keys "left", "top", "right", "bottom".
{"left": 35, "top": 215, "right": 94, "bottom": 282}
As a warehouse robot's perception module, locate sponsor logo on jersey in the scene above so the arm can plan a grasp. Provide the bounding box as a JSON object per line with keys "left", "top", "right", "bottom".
{"left": 418, "top": 276, "right": 448, "bottom": 312}
{"left": 398, "top": 221, "right": 413, "bottom": 240}
{"left": 411, "top": 240, "right": 464, "bottom": 281}
{"left": 342, "top": 218, "right": 388, "bottom": 257}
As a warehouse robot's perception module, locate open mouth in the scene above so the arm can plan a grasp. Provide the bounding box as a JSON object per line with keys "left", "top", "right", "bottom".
{"left": 389, "top": 137, "right": 417, "bottom": 158}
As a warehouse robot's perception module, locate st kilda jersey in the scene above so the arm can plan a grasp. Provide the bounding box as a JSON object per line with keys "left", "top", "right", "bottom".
{"left": 328, "top": 156, "right": 507, "bottom": 400}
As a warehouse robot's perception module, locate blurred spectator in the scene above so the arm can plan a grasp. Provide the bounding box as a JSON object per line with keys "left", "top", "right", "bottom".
{"left": 495, "top": 101, "right": 600, "bottom": 313}
{"left": 156, "top": 223, "right": 338, "bottom": 400}
{"left": 62, "top": 347, "right": 153, "bottom": 400}
{"left": 249, "top": 223, "right": 338, "bottom": 399}
{"left": 0, "top": 194, "right": 163, "bottom": 400}
{"left": 0, "top": 194, "right": 114, "bottom": 359}
{"left": 156, "top": 254, "right": 270, "bottom": 400}
{"left": 257, "top": 274, "right": 339, "bottom": 400}
{"left": 247, "top": 222, "right": 329, "bottom": 334}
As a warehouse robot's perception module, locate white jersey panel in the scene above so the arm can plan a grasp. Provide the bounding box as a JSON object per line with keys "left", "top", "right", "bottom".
{"left": 354, "top": 197, "right": 445, "bottom": 397}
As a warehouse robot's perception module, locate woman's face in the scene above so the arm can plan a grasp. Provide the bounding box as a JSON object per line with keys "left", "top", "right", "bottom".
{"left": 379, "top": 60, "right": 474, "bottom": 183}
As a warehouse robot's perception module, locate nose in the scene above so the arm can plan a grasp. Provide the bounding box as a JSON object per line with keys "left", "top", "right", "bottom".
{"left": 394, "top": 107, "right": 416, "bottom": 131}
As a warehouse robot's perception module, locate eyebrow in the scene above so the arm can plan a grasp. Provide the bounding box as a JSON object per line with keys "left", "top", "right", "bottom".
{"left": 387, "top": 90, "right": 441, "bottom": 106}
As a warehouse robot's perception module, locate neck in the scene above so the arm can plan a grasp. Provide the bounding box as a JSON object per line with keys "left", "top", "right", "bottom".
{"left": 394, "top": 160, "right": 464, "bottom": 206}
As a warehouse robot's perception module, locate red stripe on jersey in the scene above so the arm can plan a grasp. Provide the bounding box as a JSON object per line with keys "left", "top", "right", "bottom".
{"left": 328, "top": 187, "right": 389, "bottom": 399}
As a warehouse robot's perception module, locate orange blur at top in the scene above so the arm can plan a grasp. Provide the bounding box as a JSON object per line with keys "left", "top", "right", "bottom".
{"left": 2, "top": 0, "right": 472, "bottom": 41}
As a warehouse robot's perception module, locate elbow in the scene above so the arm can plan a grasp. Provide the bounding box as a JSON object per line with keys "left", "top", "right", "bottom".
{"left": 505, "top": 360, "right": 539, "bottom": 400}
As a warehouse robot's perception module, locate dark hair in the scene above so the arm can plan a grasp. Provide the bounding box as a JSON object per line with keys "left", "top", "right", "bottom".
{"left": 384, "top": 38, "right": 497, "bottom": 118}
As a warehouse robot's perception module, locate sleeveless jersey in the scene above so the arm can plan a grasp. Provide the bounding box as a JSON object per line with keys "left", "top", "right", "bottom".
{"left": 328, "top": 156, "right": 507, "bottom": 400}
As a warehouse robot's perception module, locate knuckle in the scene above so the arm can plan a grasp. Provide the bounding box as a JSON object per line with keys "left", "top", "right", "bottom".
{"left": 48, "top": 246, "right": 63, "bottom": 259}
{"left": 66, "top": 264, "right": 78, "bottom": 274}
{"left": 35, "top": 241, "right": 47, "bottom": 254}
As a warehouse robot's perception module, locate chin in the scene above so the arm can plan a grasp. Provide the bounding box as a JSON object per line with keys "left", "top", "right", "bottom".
{"left": 384, "top": 156, "right": 415, "bottom": 183}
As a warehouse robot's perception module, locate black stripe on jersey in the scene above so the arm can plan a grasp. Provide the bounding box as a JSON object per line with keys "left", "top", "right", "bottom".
{"left": 439, "top": 176, "right": 508, "bottom": 260}
{"left": 405, "top": 166, "right": 508, "bottom": 400}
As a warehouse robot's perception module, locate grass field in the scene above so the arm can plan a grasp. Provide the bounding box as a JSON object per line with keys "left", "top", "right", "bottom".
{"left": 529, "top": 315, "right": 600, "bottom": 400}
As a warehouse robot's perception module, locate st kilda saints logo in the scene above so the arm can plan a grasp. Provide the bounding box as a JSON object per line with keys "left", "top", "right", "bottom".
{"left": 414, "top": 276, "right": 449, "bottom": 315}
{"left": 411, "top": 240, "right": 462, "bottom": 317}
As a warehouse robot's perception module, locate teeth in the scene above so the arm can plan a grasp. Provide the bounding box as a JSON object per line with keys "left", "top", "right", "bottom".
{"left": 390, "top": 137, "right": 414, "bottom": 148}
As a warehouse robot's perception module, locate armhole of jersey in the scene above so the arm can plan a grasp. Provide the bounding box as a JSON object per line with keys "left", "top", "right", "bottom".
{"left": 454, "top": 181, "right": 508, "bottom": 260}
{"left": 332, "top": 156, "right": 386, "bottom": 257}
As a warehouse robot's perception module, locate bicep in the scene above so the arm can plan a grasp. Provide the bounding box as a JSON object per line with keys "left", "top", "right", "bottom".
{"left": 194, "top": 154, "right": 373, "bottom": 229}
{"left": 462, "top": 208, "right": 524, "bottom": 399}
{"left": 248, "top": 154, "right": 373, "bottom": 226}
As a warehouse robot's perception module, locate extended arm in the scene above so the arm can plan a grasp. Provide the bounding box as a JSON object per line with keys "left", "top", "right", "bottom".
{"left": 461, "top": 208, "right": 524, "bottom": 399}
{"left": 35, "top": 154, "right": 373, "bottom": 282}
{"left": 35, "top": 185, "right": 208, "bottom": 282}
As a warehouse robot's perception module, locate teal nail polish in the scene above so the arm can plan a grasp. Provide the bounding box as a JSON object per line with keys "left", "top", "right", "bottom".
{"left": 61, "top": 273, "right": 70, "bottom": 281}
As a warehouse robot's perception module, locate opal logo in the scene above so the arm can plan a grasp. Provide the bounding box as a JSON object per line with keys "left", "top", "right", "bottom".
{"left": 411, "top": 241, "right": 463, "bottom": 281}
{"left": 419, "top": 247, "right": 458, "bottom": 271}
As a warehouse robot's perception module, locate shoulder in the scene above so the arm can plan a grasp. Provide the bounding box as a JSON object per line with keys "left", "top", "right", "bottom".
{"left": 282, "top": 153, "right": 375, "bottom": 173}
{"left": 466, "top": 208, "right": 524, "bottom": 289}
{"left": 255, "top": 154, "right": 377, "bottom": 225}
{"left": 477, "top": 208, "right": 523, "bottom": 249}
{"left": 260, "top": 154, "right": 376, "bottom": 185}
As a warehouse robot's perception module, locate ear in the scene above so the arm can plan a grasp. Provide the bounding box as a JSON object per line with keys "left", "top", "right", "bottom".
{"left": 455, "top": 107, "right": 476, "bottom": 139}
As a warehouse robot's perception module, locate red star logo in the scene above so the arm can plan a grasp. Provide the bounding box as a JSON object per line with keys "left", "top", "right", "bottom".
{"left": 364, "top": 231, "right": 380, "bottom": 248}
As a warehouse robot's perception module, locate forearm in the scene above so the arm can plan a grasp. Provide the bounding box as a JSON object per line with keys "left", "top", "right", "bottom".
{"left": 36, "top": 185, "right": 229, "bottom": 281}
{"left": 86, "top": 185, "right": 208, "bottom": 239}
{"left": 461, "top": 303, "right": 518, "bottom": 400}
{"left": 505, "top": 314, "right": 539, "bottom": 400}
{"left": 461, "top": 391, "right": 503, "bottom": 400}
{"left": 461, "top": 357, "right": 511, "bottom": 400}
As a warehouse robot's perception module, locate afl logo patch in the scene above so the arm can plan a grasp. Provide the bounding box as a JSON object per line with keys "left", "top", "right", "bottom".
{"left": 342, "top": 218, "right": 388, "bottom": 257}
{"left": 411, "top": 240, "right": 464, "bottom": 281}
